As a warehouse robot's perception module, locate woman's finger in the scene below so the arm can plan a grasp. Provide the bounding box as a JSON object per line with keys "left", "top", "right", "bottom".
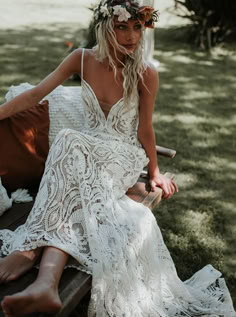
{"left": 171, "top": 179, "right": 178, "bottom": 193}
{"left": 150, "top": 180, "right": 157, "bottom": 192}
{"left": 161, "top": 181, "right": 170, "bottom": 199}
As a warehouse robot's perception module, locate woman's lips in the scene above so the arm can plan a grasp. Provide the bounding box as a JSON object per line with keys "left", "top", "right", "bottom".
{"left": 123, "top": 44, "right": 136, "bottom": 49}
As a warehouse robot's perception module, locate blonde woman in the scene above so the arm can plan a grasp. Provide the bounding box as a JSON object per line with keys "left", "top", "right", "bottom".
{"left": 0, "top": 0, "right": 235, "bottom": 316}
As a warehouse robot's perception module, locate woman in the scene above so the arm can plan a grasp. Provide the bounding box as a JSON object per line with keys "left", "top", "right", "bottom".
{"left": 0, "top": 0, "right": 235, "bottom": 316}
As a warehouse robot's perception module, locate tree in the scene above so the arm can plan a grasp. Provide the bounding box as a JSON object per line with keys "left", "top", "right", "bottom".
{"left": 174, "top": 0, "right": 236, "bottom": 49}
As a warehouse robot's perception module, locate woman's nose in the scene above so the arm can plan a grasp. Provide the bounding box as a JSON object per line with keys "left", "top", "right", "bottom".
{"left": 126, "top": 30, "right": 136, "bottom": 42}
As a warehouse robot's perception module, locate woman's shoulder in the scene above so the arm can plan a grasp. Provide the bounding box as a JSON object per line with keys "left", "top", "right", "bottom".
{"left": 73, "top": 48, "right": 96, "bottom": 59}
{"left": 139, "top": 63, "right": 159, "bottom": 93}
{"left": 143, "top": 62, "right": 159, "bottom": 83}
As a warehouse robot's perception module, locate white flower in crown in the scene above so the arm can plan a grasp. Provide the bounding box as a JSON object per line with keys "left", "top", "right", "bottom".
{"left": 94, "top": 10, "right": 99, "bottom": 20}
{"left": 113, "top": 5, "right": 131, "bottom": 22}
{"left": 100, "top": 4, "right": 110, "bottom": 17}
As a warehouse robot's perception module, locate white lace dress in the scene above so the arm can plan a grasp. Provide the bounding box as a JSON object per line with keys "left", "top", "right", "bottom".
{"left": 0, "top": 50, "right": 235, "bottom": 316}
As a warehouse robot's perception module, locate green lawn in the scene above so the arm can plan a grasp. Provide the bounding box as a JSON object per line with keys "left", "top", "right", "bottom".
{"left": 0, "top": 23, "right": 235, "bottom": 312}
{"left": 154, "top": 26, "right": 236, "bottom": 304}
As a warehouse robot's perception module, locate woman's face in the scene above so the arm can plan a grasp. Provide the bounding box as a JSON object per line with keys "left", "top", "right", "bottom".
{"left": 112, "top": 17, "right": 142, "bottom": 55}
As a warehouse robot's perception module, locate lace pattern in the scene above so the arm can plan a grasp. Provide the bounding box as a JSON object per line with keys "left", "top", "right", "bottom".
{"left": 1, "top": 71, "right": 235, "bottom": 316}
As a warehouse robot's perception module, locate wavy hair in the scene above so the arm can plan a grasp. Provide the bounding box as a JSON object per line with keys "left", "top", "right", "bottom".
{"left": 93, "top": 17, "right": 147, "bottom": 105}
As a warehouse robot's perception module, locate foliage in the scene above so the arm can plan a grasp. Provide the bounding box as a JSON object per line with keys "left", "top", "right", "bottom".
{"left": 173, "top": 0, "right": 236, "bottom": 49}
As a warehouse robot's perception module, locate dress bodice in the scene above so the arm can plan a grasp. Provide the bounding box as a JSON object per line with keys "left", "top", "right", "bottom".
{"left": 80, "top": 49, "right": 142, "bottom": 147}
{"left": 81, "top": 78, "right": 141, "bottom": 147}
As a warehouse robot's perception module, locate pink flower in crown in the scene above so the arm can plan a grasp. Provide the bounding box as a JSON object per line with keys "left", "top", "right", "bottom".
{"left": 113, "top": 5, "right": 131, "bottom": 22}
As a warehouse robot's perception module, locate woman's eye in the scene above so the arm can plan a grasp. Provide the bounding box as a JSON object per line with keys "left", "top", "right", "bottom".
{"left": 134, "top": 24, "right": 142, "bottom": 30}
{"left": 116, "top": 25, "right": 126, "bottom": 30}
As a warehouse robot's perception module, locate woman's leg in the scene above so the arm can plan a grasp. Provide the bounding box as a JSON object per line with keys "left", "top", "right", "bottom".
{"left": 1, "top": 246, "right": 69, "bottom": 317}
{"left": 0, "top": 248, "right": 42, "bottom": 284}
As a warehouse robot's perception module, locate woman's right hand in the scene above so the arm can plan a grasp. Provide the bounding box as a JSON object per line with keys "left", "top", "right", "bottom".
{"left": 149, "top": 171, "right": 178, "bottom": 200}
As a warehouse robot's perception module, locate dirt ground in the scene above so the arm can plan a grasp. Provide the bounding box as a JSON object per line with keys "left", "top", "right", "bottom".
{"left": 0, "top": 0, "right": 185, "bottom": 30}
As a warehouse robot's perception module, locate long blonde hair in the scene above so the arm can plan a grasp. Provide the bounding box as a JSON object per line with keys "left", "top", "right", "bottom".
{"left": 94, "top": 17, "right": 147, "bottom": 104}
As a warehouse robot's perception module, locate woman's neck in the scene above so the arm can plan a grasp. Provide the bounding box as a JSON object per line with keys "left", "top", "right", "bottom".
{"left": 109, "top": 48, "right": 126, "bottom": 69}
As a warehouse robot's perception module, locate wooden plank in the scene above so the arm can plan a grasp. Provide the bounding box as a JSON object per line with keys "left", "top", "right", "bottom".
{"left": 49, "top": 272, "right": 92, "bottom": 317}
{"left": 126, "top": 177, "right": 162, "bottom": 208}
{"left": 156, "top": 145, "right": 176, "bottom": 159}
{"left": 0, "top": 202, "right": 33, "bottom": 230}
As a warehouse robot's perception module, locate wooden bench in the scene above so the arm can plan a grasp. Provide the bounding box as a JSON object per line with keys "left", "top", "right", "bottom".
{"left": 0, "top": 146, "right": 176, "bottom": 317}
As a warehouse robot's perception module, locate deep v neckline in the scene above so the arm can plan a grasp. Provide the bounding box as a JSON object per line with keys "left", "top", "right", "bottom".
{"left": 82, "top": 79, "right": 124, "bottom": 121}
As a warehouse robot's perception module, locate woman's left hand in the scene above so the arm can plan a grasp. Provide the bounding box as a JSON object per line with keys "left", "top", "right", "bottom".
{"left": 149, "top": 172, "right": 178, "bottom": 200}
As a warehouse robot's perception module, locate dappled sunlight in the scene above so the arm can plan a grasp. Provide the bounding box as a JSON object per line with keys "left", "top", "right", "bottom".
{"left": 197, "top": 60, "right": 214, "bottom": 67}
{"left": 33, "top": 35, "right": 52, "bottom": 41}
{"left": 23, "top": 47, "right": 39, "bottom": 53}
{"left": 33, "top": 35, "right": 63, "bottom": 44}
{"left": 160, "top": 83, "right": 172, "bottom": 89}
{"left": 1, "top": 44, "right": 22, "bottom": 50}
{"left": 215, "top": 200, "right": 236, "bottom": 274}
{"left": 180, "top": 210, "right": 226, "bottom": 250}
{"left": 190, "top": 189, "right": 221, "bottom": 200}
{"left": 192, "top": 139, "right": 218, "bottom": 149}
{"left": 225, "top": 114, "right": 236, "bottom": 126}
{"left": 174, "top": 76, "right": 191, "bottom": 83}
{"left": 156, "top": 63, "right": 170, "bottom": 73}
{"left": 181, "top": 91, "right": 213, "bottom": 101}
{"left": 212, "top": 157, "right": 236, "bottom": 171}
{"left": 152, "top": 26, "right": 236, "bottom": 298}
{"left": 0, "top": 73, "right": 26, "bottom": 82}
{"left": 153, "top": 113, "right": 172, "bottom": 123}
{"left": 216, "top": 201, "right": 236, "bottom": 238}
{"left": 216, "top": 126, "right": 232, "bottom": 136}
{"left": 174, "top": 173, "right": 198, "bottom": 190}
{"left": 171, "top": 55, "right": 196, "bottom": 64}
{"left": 175, "top": 113, "right": 205, "bottom": 124}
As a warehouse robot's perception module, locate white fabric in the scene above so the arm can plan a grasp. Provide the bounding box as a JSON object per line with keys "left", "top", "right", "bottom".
{"left": 0, "top": 177, "right": 12, "bottom": 216}
{"left": 11, "top": 189, "right": 33, "bottom": 203}
{"left": 0, "top": 177, "right": 33, "bottom": 216}
{"left": 5, "top": 83, "right": 85, "bottom": 147}
{"left": 1, "top": 71, "right": 235, "bottom": 315}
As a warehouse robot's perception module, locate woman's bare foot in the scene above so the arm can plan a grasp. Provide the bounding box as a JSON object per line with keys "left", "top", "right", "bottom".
{"left": 0, "top": 249, "right": 42, "bottom": 284}
{"left": 1, "top": 281, "right": 62, "bottom": 317}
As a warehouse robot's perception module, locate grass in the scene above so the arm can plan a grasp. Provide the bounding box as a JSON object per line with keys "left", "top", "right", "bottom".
{"left": 153, "top": 26, "right": 236, "bottom": 304}
{"left": 0, "top": 22, "right": 235, "bottom": 313}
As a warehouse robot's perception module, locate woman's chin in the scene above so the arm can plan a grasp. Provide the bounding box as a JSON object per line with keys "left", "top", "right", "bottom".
{"left": 120, "top": 46, "right": 136, "bottom": 55}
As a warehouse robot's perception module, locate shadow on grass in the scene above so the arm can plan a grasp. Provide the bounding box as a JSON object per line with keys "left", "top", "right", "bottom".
{"left": 0, "top": 24, "right": 235, "bottom": 308}
{"left": 153, "top": 26, "right": 236, "bottom": 302}
{"left": 0, "top": 23, "right": 85, "bottom": 102}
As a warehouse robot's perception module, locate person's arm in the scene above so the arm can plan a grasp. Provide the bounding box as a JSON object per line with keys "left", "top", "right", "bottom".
{"left": 138, "top": 65, "right": 178, "bottom": 199}
{"left": 0, "top": 48, "right": 83, "bottom": 120}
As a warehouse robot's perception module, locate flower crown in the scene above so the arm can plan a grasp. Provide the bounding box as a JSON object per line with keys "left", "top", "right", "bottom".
{"left": 94, "top": 0, "right": 159, "bottom": 29}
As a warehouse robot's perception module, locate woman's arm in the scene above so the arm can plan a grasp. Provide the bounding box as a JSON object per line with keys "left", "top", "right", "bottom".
{"left": 138, "top": 65, "right": 178, "bottom": 199}
{"left": 0, "top": 49, "right": 83, "bottom": 120}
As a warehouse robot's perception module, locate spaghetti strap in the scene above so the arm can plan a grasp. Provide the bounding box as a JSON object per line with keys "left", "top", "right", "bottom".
{"left": 81, "top": 48, "right": 85, "bottom": 81}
